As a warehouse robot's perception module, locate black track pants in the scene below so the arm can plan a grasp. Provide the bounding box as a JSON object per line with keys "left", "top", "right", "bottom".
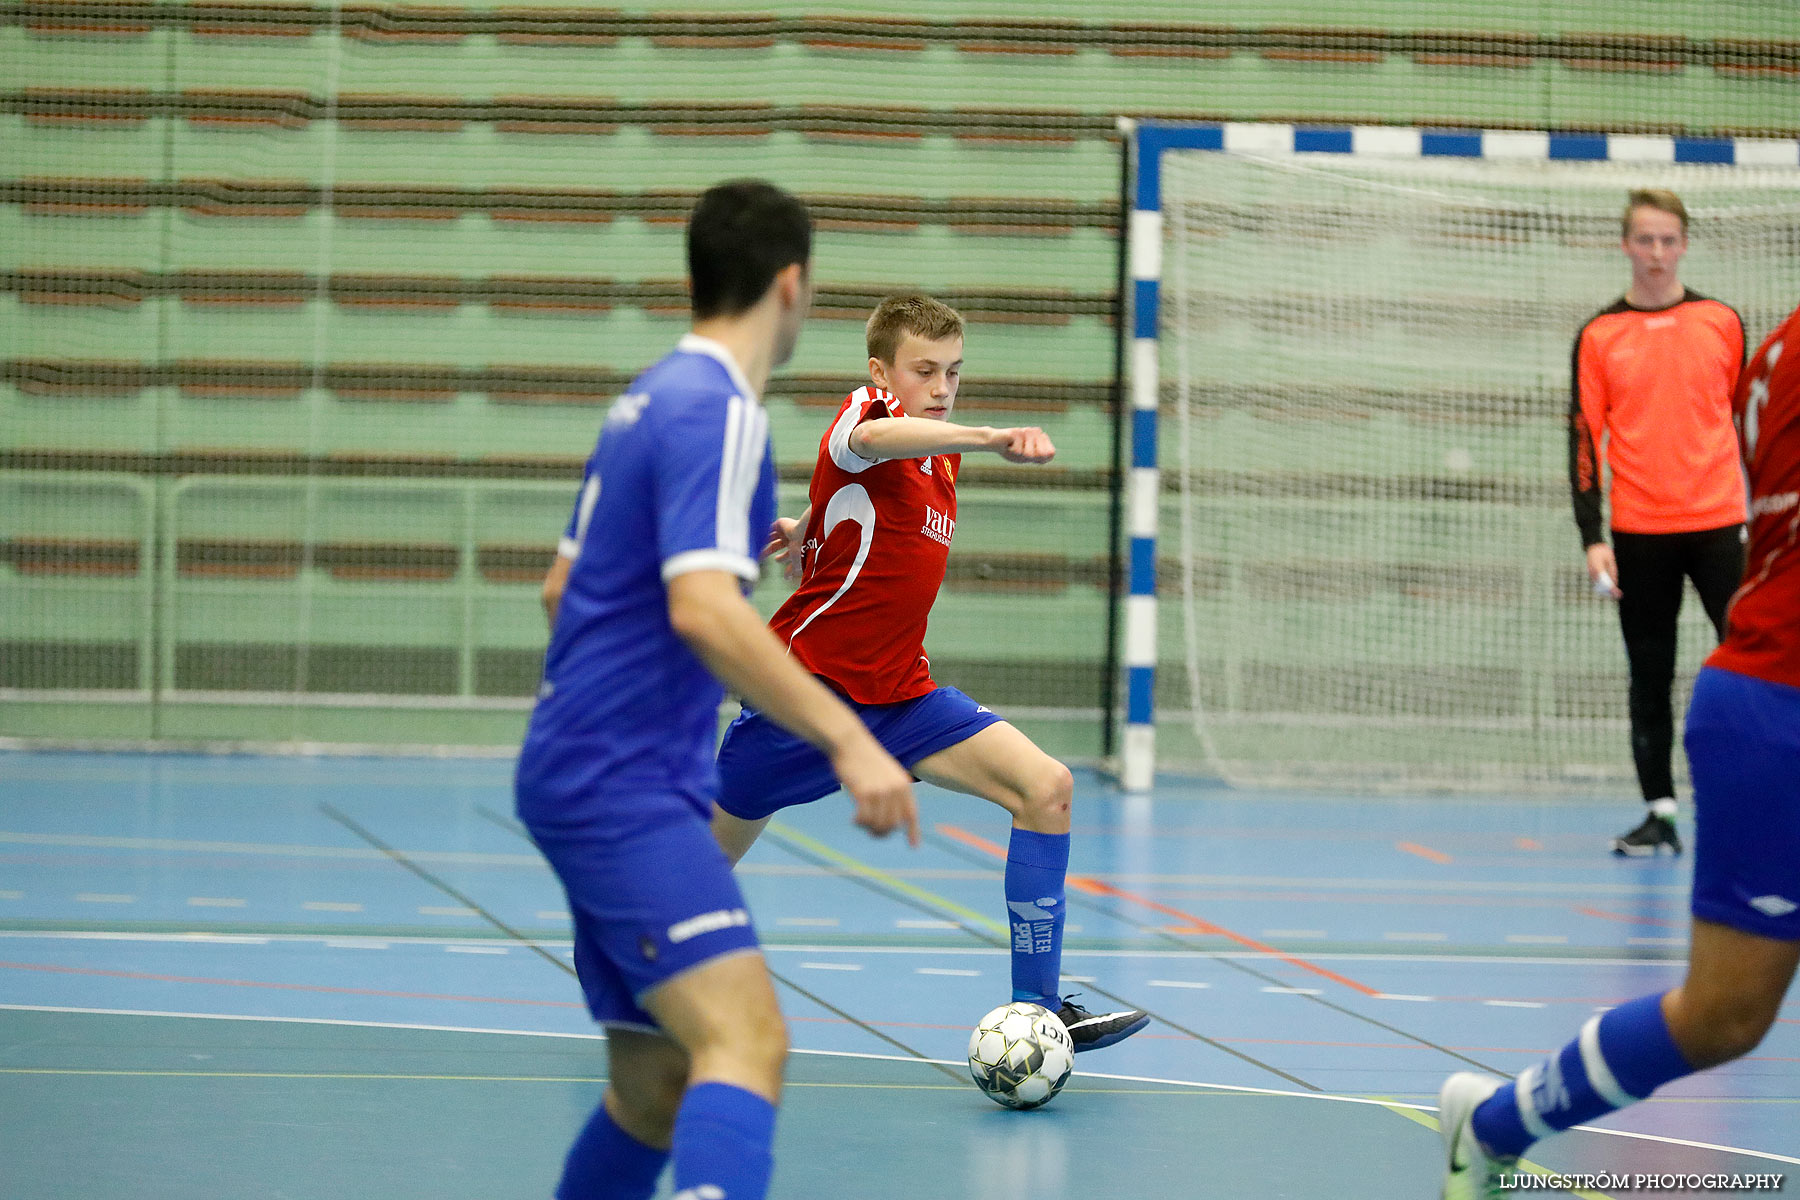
{"left": 1611, "top": 524, "right": 1745, "bottom": 802}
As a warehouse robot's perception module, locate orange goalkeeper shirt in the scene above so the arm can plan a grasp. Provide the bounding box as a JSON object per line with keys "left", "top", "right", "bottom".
{"left": 1569, "top": 290, "right": 1746, "bottom": 546}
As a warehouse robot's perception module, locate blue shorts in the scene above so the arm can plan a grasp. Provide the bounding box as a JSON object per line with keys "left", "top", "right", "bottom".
{"left": 716, "top": 685, "right": 1003, "bottom": 821}
{"left": 1685, "top": 666, "right": 1800, "bottom": 942}
{"left": 524, "top": 794, "right": 762, "bottom": 1030}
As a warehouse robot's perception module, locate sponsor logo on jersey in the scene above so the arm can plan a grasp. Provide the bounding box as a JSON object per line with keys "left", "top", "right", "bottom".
{"left": 1749, "top": 491, "right": 1798, "bottom": 519}
{"left": 922, "top": 505, "right": 955, "bottom": 547}
{"left": 1749, "top": 894, "right": 1798, "bottom": 917}
{"left": 667, "top": 907, "right": 750, "bottom": 945}
{"left": 606, "top": 391, "right": 651, "bottom": 426}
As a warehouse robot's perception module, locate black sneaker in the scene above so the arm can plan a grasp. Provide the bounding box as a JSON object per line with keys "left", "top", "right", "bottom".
{"left": 1611, "top": 813, "right": 1681, "bottom": 857}
{"left": 1055, "top": 995, "right": 1150, "bottom": 1053}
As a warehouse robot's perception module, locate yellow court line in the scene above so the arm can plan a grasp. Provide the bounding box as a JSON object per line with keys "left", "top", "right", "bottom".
{"left": 764, "top": 821, "right": 1007, "bottom": 938}
{"left": 1379, "top": 1100, "right": 1615, "bottom": 1200}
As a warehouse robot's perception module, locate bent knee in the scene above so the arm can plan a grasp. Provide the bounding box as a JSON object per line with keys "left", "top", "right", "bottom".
{"left": 1018, "top": 760, "right": 1073, "bottom": 829}
{"left": 1696, "top": 1009, "right": 1775, "bottom": 1065}
{"left": 1673, "top": 995, "right": 1779, "bottom": 1067}
{"left": 610, "top": 1065, "right": 688, "bottom": 1143}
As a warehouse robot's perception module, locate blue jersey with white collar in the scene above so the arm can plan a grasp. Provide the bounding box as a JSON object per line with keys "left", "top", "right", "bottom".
{"left": 517, "top": 334, "right": 776, "bottom": 828}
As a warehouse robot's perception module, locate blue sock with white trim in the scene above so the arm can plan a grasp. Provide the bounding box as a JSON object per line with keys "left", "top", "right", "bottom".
{"left": 555, "top": 1096, "right": 668, "bottom": 1200}
{"left": 1005, "top": 828, "right": 1069, "bottom": 1007}
{"left": 1471, "top": 991, "right": 1694, "bottom": 1158}
{"left": 670, "top": 1081, "right": 776, "bottom": 1200}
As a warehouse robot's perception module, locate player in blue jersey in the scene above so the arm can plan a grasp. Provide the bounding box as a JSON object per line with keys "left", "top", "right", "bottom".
{"left": 1437, "top": 297, "right": 1800, "bottom": 1197}
{"left": 517, "top": 180, "right": 918, "bottom": 1200}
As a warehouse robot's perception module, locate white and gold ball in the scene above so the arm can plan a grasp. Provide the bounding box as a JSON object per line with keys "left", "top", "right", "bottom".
{"left": 965, "top": 1001, "right": 1074, "bottom": 1110}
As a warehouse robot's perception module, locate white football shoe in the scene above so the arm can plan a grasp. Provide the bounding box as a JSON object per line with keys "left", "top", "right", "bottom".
{"left": 1438, "top": 1072, "right": 1519, "bottom": 1200}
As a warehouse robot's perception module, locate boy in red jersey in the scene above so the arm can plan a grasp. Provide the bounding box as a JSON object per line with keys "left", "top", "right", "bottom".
{"left": 1439, "top": 298, "right": 1800, "bottom": 1198}
{"left": 1569, "top": 189, "right": 1747, "bottom": 856}
{"left": 714, "top": 294, "right": 1150, "bottom": 1052}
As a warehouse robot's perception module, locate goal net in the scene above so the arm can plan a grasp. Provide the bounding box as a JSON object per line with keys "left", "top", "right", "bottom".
{"left": 1157, "top": 147, "right": 1800, "bottom": 791}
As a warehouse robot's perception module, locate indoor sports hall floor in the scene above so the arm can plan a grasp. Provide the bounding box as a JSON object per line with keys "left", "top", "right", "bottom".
{"left": 0, "top": 751, "right": 1793, "bottom": 1199}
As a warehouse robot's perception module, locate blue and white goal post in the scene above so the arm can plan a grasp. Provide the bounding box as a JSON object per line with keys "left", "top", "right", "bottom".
{"left": 1114, "top": 118, "right": 1800, "bottom": 794}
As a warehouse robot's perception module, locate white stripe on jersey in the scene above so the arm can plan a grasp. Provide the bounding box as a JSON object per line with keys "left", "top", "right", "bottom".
{"left": 564, "top": 474, "right": 602, "bottom": 562}
{"left": 828, "top": 387, "right": 888, "bottom": 474}
{"left": 785, "top": 483, "right": 877, "bottom": 644}
{"left": 718, "top": 395, "right": 747, "bottom": 558}
{"left": 714, "top": 393, "right": 768, "bottom": 563}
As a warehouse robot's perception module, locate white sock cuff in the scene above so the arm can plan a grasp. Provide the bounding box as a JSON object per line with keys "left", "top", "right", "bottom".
{"left": 1648, "top": 798, "right": 1678, "bottom": 820}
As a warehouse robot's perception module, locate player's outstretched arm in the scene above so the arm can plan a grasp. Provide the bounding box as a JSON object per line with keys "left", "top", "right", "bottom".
{"left": 850, "top": 418, "right": 1055, "bottom": 464}
{"left": 667, "top": 569, "right": 920, "bottom": 845}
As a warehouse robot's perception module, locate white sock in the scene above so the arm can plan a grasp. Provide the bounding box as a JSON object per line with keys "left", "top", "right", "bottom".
{"left": 1648, "top": 797, "right": 1678, "bottom": 820}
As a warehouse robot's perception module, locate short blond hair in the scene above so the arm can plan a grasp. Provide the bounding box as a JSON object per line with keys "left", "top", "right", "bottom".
{"left": 1623, "top": 188, "right": 1688, "bottom": 237}
{"left": 865, "top": 294, "right": 965, "bottom": 363}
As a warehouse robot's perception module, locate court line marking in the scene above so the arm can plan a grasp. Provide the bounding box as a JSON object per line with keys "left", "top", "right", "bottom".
{"left": 1396, "top": 841, "right": 1452, "bottom": 865}
{"left": 1379, "top": 1102, "right": 1612, "bottom": 1200}
{"left": 4, "top": 1004, "right": 1792, "bottom": 1166}
{"left": 936, "top": 823, "right": 1383, "bottom": 997}
{"left": 0, "top": 930, "right": 1707, "bottom": 970}
{"left": 764, "top": 821, "right": 1324, "bottom": 1091}
{"left": 0, "top": 958, "right": 589, "bottom": 1007}
{"left": 764, "top": 823, "right": 1005, "bottom": 937}
{"left": 0, "top": 831, "right": 546, "bottom": 867}
{"left": 0, "top": 831, "right": 1697, "bottom": 895}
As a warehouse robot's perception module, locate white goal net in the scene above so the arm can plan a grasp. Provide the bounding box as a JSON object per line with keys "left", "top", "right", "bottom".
{"left": 1159, "top": 150, "right": 1800, "bottom": 791}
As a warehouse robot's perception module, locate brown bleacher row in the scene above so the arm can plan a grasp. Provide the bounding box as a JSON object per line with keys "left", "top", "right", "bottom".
{"left": 10, "top": 2, "right": 1797, "bottom": 75}
{"left": 11, "top": 89, "right": 1799, "bottom": 140}
{"left": 0, "top": 536, "right": 1108, "bottom": 589}
{"left": 2, "top": 361, "right": 1108, "bottom": 411}
{"left": 0, "top": 181, "right": 1116, "bottom": 233}
{"left": 1, "top": 270, "right": 1107, "bottom": 321}
{"left": 8, "top": 91, "right": 1116, "bottom": 139}
{"left": 1, "top": 359, "right": 1574, "bottom": 425}
{"left": 0, "top": 534, "right": 1604, "bottom": 603}
{"left": 0, "top": 447, "right": 1570, "bottom": 506}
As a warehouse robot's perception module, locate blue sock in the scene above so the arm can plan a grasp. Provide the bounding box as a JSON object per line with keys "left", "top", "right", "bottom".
{"left": 1005, "top": 827, "right": 1069, "bottom": 1007}
{"left": 670, "top": 1081, "right": 776, "bottom": 1200}
{"left": 1471, "top": 991, "right": 1694, "bottom": 1158}
{"left": 555, "top": 1096, "right": 668, "bottom": 1200}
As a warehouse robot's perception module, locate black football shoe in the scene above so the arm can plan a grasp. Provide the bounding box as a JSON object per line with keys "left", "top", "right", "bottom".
{"left": 1611, "top": 813, "right": 1681, "bottom": 857}
{"left": 1055, "top": 995, "right": 1150, "bottom": 1052}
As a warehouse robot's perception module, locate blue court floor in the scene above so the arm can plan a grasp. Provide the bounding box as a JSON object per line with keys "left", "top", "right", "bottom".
{"left": 0, "top": 751, "right": 1794, "bottom": 1198}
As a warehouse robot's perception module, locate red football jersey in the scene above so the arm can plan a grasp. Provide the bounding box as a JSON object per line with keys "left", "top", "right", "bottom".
{"left": 768, "top": 386, "right": 959, "bottom": 704}
{"left": 1709, "top": 301, "right": 1800, "bottom": 690}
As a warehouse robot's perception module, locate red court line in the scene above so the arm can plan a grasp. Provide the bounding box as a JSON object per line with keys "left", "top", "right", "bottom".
{"left": 1396, "top": 841, "right": 1453, "bottom": 864}
{"left": 0, "top": 959, "right": 584, "bottom": 1008}
{"left": 1573, "top": 905, "right": 1681, "bottom": 928}
{"left": 934, "top": 824, "right": 1381, "bottom": 997}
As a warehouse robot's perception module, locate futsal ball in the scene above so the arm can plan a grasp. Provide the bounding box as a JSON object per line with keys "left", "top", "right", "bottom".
{"left": 965, "top": 1001, "right": 1074, "bottom": 1110}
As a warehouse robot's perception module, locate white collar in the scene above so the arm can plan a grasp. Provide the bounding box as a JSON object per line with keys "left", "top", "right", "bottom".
{"left": 678, "top": 333, "right": 759, "bottom": 404}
